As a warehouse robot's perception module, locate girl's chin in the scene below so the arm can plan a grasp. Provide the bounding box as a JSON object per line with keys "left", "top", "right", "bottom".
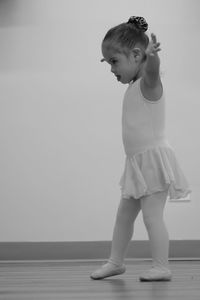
{"left": 120, "top": 78, "right": 129, "bottom": 84}
{"left": 116, "top": 76, "right": 129, "bottom": 84}
{"left": 117, "top": 77, "right": 125, "bottom": 83}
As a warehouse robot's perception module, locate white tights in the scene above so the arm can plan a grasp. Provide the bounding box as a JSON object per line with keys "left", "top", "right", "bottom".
{"left": 108, "top": 190, "right": 169, "bottom": 269}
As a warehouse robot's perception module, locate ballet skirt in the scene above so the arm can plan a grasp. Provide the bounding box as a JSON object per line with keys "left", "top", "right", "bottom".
{"left": 120, "top": 78, "right": 191, "bottom": 200}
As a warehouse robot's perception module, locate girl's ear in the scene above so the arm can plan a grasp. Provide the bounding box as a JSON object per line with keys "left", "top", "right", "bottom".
{"left": 132, "top": 47, "right": 143, "bottom": 62}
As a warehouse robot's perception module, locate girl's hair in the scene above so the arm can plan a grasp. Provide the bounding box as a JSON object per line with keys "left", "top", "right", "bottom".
{"left": 102, "top": 16, "right": 149, "bottom": 55}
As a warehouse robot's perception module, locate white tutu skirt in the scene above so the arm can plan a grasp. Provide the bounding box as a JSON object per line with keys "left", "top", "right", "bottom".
{"left": 119, "top": 146, "right": 191, "bottom": 200}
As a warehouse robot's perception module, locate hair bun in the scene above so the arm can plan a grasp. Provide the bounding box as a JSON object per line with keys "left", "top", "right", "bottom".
{"left": 127, "top": 16, "right": 148, "bottom": 32}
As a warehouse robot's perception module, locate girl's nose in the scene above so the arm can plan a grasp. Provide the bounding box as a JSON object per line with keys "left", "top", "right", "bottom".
{"left": 111, "top": 66, "right": 115, "bottom": 73}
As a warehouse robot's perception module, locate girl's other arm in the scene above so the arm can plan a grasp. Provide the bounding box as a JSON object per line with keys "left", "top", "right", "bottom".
{"left": 143, "top": 33, "right": 161, "bottom": 88}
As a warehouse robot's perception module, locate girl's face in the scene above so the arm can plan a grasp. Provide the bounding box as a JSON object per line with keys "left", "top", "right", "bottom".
{"left": 101, "top": 42, "right": 143, "bottom": 84}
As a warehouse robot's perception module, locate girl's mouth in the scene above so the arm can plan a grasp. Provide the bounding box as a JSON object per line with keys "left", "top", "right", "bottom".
{"left": 116, "top": 75, "right": 121, "bottom": 81}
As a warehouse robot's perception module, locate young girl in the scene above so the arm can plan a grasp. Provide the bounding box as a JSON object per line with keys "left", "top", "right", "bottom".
{"left": 90, "top": 16, "right": 191, "bottom": 281}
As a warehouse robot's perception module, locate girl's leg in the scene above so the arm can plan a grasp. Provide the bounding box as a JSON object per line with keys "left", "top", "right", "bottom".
{"left": 90, "top": 197, "right": 141, "bottom": 279}
{"left": 108, "top": 197, "right": 141, "bottom": 266}
{"left": 140, "top": 190, "right": 170, "bottom": 270}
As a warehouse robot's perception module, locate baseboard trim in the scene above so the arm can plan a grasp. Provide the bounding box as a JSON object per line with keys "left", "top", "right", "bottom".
{"left": 0, "top": 240, "right": 199, "bottom": 261}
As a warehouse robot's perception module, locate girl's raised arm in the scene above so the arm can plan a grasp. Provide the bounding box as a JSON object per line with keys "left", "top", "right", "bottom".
{"left": 143, "top": 33, "right": 161, "bottom": 88}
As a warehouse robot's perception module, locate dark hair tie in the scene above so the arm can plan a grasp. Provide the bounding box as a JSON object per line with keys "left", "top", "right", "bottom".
{"left": 127, "top": 16, "right": 148, "bottom": 32}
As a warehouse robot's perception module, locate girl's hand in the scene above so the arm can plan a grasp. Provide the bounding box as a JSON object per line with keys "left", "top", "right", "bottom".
{"left": 146, "top": 33, "right": 161, "bottom": 56}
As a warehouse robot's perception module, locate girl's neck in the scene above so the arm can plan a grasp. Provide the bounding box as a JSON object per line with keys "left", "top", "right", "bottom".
{"left": 131, "top": 63, "right": 144, "bottom": 83}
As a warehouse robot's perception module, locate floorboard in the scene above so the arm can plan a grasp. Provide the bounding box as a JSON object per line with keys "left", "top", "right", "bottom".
{"left": 0, "top": 260, "right": 200, "bottom": 299}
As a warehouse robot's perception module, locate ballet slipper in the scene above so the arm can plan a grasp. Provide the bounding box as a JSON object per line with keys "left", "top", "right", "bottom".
{"left": 90, "top": 262, "right": 126, "bottom": 280}
{"left": 139, "top": 266, "right": 172, "bottom": 282}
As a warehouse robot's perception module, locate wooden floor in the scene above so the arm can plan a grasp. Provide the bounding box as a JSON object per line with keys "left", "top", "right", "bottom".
{"left": 0, "top": 260, "right": 200, "bottom": 300}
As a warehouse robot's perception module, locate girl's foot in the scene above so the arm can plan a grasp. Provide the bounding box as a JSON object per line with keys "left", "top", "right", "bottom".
{"left": 139, "top": 266, "right": 172, "bottom": 282}
{"left": 90, "top": 262, "right": 126, "bottom": 280}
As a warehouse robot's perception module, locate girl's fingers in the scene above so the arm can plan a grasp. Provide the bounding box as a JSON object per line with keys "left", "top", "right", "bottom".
{"left": 151, "top": 33, "right": 161, "bottom": 48}
{"left": 151, "top": 33, "right": 157, "bottom": 43}
{"left": 149, "top": 48, "right": 161, "bottom": 56}
{"left": 147, "top": 33, "right": 161, "bottom": 54}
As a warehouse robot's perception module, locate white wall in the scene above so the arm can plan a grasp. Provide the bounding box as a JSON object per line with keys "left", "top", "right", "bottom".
{"left": 0, "top": 0, "right": 199, "bottom": 242}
